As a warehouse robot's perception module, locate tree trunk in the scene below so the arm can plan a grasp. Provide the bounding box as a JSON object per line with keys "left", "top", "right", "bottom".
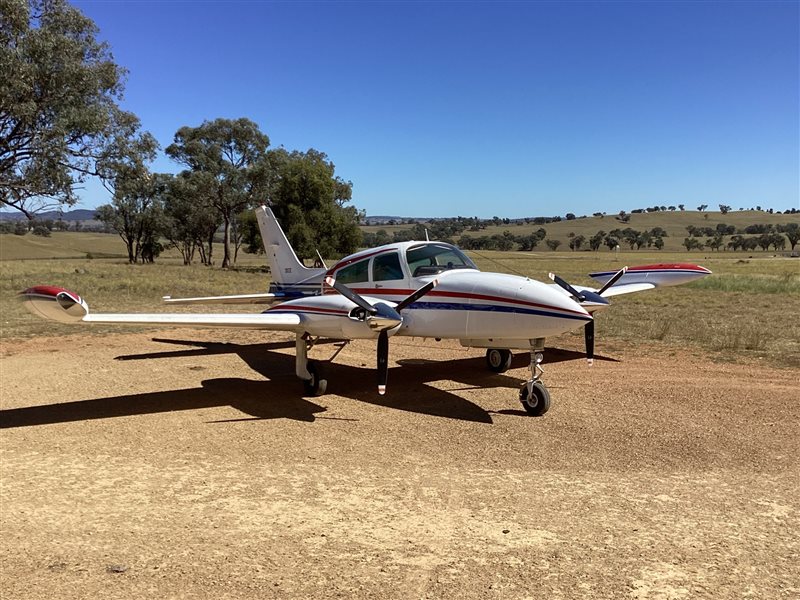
{"left": 206, "top": 229, "right": 215, "bottom": 266}
{"left": 222, "top": 215, "right": 232, "bottom": 268}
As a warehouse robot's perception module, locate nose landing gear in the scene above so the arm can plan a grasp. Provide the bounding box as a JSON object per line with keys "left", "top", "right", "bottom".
{"left": 519, "top": 341, "right": 551, "bottom": 416}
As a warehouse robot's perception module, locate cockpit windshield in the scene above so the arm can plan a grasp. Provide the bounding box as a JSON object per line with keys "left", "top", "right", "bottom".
{"left": 406, "top": 243, "right": 478, "bottom": 277}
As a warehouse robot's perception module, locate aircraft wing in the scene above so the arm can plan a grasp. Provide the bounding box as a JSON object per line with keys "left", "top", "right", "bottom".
{"left": 592, "top": 282, "right": 655, "bottom": 298}
{"left": 83, "top": 312, "right": 302, "bottom": 329}
{"left": 20, "top": 286, "right": 303, "bottom": 330}
{"left": 162, "top": 292, "right": 283, "bottom": 305}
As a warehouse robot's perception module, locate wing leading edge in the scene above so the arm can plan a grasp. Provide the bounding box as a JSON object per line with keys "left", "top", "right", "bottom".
{"left": 20, "top": 286, "right": 302, "bottom": 330}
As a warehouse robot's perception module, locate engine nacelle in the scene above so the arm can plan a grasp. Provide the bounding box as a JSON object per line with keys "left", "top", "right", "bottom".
{"left": 19, "top": 286, "right": 89, "bottom": 323}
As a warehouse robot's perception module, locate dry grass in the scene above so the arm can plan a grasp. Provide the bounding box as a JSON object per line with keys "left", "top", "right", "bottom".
{"left": 1, "top": 240, "right": 798, "bottom": 367}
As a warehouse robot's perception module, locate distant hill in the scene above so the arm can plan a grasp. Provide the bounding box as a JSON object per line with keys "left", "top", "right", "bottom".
{"left": 0, "top": 209, "right": 97, "bottom": 221}
{"left": 362, "top": 215, "right": 410, "bottom": 225}
{"left": 361, "top": 209, "right": 800, "bottom": 253}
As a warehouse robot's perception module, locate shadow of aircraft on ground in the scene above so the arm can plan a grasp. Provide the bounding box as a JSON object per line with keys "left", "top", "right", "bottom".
{"left": 0, "top": 338, "right": 618, "bottom": 430}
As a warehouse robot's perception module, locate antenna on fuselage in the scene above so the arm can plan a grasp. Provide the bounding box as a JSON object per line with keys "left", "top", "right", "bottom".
{"left": 425, "top": 229, "right": 430, "bottom": 241}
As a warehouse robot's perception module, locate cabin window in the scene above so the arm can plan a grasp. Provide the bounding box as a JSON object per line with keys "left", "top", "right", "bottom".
{"left": 336, "top": 259, "right": 369, "bottom": 284}
{"left": 406, "top": 243, "right": 477, "bottom": 277}
{"left": 372, "top": 252, "right": 404, "bottom": 282}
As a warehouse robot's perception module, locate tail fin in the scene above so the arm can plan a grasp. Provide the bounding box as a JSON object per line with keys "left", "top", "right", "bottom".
{"left": 255, "top": 205, "right": 326, "bottom": 291}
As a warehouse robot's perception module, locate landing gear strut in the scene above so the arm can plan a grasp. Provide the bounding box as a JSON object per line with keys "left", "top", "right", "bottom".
{"left": 519, "top": 339, "right": 551, "bottom": 416}
{"left": 296, "top": 333, "right": 328, "bottom": 396}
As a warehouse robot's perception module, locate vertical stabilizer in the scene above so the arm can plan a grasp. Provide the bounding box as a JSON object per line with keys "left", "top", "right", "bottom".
{"left": 256, "top": 205, "right": 326, "bottom": 291}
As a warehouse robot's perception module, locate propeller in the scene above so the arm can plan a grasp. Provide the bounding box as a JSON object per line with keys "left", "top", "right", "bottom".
{"left": 548, "top": 266, "right": 628, "bottom": 365}
{"left": 325, "top": 277, "right": 438, "bottom": 394}
{"left": 596, "top": 266, "right": 628, "bottom": 295}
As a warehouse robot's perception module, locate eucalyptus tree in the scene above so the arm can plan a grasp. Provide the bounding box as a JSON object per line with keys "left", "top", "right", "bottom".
{"left": 268, "top": 148, "right": 361, "bottom": 260}
{"left": 166, "top": 118, "right": 271, "bottom": 268}
{"left": 162, "top": 171, "right": 221, "bottom": 265}
{"left": 93, "top": 123, "right": 164, "bottom": 263}
{"left": 1, "top": 0, "right": 137, "bottom": 217}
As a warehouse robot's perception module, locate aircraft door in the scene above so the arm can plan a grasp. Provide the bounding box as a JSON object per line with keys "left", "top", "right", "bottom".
{"left": 371, "top": 251, "right": 407, "bottom": 289}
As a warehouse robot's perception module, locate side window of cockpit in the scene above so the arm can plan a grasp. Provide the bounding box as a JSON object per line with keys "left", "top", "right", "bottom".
{"left": 372, "top": 252, "right": 404, "bottom": 282}
{"left": 336, "top": 259, "right": 369, "bottom": 284}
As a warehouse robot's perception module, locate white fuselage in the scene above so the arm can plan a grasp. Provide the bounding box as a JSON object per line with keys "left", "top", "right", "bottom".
{"left": 267, "top": 251, "right": 591, "bottom": 345}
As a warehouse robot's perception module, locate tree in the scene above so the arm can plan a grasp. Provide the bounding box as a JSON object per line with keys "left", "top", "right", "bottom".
{"left": 515, "top": 233, "right": 540, "bottom": 251}
{"left": 622, "top": 228, "right": 641, "bottom": 250}
{"left": 545, "top": 239, "right": 561, "bottom": 251}
{"left": 705, "top": 235, "right": 723, "bottom": 251}
{"left": 96, "top": 172, "right": 168, "bottom": 263}
{"left": 768, "top": 233, "right": 786, "bottom": 251}
{"left": 568, "top": 234, "right": 585, "bottom": 251}
{"left": 604, "top": 236, "right": 619, "bottom": 251}
{"left": 267, "top": 148, "right": 361, "bottom": 260}
{"left": 683, "top": 237, "right": 703, "bottom": 251}
{"left": 166, "top": 118, "right": 271, "bottom": 268}
{"left": 780, "top": 223, "right": 800, "bottom": 250}
{"left": 162, "top": 172, "right": 221, "bottom": 264}
{"left": 755, "top": 234, "right": 772, "bottom": 251}
{"left": 1, "top": 0, "right": 137, "bottom": 218}
{"left": 93, "top": 117, "right": 163, "bottom": 263}
{"left": 719, "top": 204, "right": 731, "bottom": 214}
{"left": 589, "top": 231, "right": 606, "bottom": 251}
{"left": 697, "top": 204, "right": 708, "bottom": 212}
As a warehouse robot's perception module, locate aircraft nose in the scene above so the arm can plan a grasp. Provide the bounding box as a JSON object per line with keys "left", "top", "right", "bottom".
{"left": 540, "top": 281, "right": 592, "bottom": 319}
{"left": 522, "top": 279, "right": 592, "bottom": 332}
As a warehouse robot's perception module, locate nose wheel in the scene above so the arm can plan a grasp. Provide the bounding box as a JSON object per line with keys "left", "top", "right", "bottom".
{"left": 520, "top": 380, "right": 550, "bottom": 416}
{"left": 519, "top": 344, "right": 550, "bottom": 416}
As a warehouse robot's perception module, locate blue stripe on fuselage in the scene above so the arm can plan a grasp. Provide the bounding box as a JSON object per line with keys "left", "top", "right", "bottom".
{"left": 407, "top": 301, "right": 591, "bottom": 321}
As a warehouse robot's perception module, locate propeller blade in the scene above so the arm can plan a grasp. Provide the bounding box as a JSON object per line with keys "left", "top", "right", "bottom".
{"left": 377, "top": 329, "right": 389, "bottom": 395}
{"left": 597, "top": 266, "right": 628, "bottom": 296}
{"left": 548, "top": 272, "right": 585, "bottom": 302}
{"left": 324, "top": 276, "right": 376, "bottom": 314}
{"left": 585, "top": 319, "right": 595, "bottom": 366}
{"left": 395, "top": 279, "right": 438, "bottom": 312}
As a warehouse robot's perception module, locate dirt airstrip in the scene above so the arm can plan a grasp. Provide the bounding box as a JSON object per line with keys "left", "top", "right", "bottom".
{"left": 1, "top": 330, "right": 798, "bottom": 599}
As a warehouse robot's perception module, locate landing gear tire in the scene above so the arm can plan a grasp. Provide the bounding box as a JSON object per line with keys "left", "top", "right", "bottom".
{"left": 486, "top": 349, "right": 512, "bottom": 373}
{"left": 519, "top": 381, "right": 550, "bottom": 416}
{"left": 303, "top": 361, "right": 328, "bottom": 396}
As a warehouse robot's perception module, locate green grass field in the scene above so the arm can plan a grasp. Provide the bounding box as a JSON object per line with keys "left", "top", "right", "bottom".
{"left": 2, "top": 229, "right": 798, "bottom": 368}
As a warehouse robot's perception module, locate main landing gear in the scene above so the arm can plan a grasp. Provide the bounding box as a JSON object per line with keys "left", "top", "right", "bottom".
{"left": 485, "top": 348, "right": 512, "bottom": 373}
{"left": 486, "top": 342, "right": 551, "bottom": 416}
{"left": 295, "top": 333, "right": 349, "bottom": 396}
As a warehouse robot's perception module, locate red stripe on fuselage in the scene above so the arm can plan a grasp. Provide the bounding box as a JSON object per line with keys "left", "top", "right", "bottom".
{"left": 342, "top": 287, "right": 587, "bottom": 318}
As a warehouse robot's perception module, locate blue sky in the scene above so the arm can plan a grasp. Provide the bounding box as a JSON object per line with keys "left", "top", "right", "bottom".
{"left": 73, "top": 0, "right": 799, "bottom": 218}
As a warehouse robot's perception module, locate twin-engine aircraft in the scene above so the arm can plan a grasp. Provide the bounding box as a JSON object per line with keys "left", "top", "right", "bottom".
{"left": 20, "top": 206, "right": 711, "bottom": 416}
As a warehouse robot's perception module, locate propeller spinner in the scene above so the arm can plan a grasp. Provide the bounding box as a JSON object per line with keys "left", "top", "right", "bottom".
{"left": 324, "top": 276, "right": 438, "bottom": 394}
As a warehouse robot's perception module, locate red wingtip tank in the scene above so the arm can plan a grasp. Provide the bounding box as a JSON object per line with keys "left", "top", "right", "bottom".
{"left": 19, "top": 286, "right": 89, "bottom": 323}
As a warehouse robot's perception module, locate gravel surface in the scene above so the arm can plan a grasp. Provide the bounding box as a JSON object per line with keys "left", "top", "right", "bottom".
{"left": 1, "top": 330, "right": 798, "bottom": 599}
